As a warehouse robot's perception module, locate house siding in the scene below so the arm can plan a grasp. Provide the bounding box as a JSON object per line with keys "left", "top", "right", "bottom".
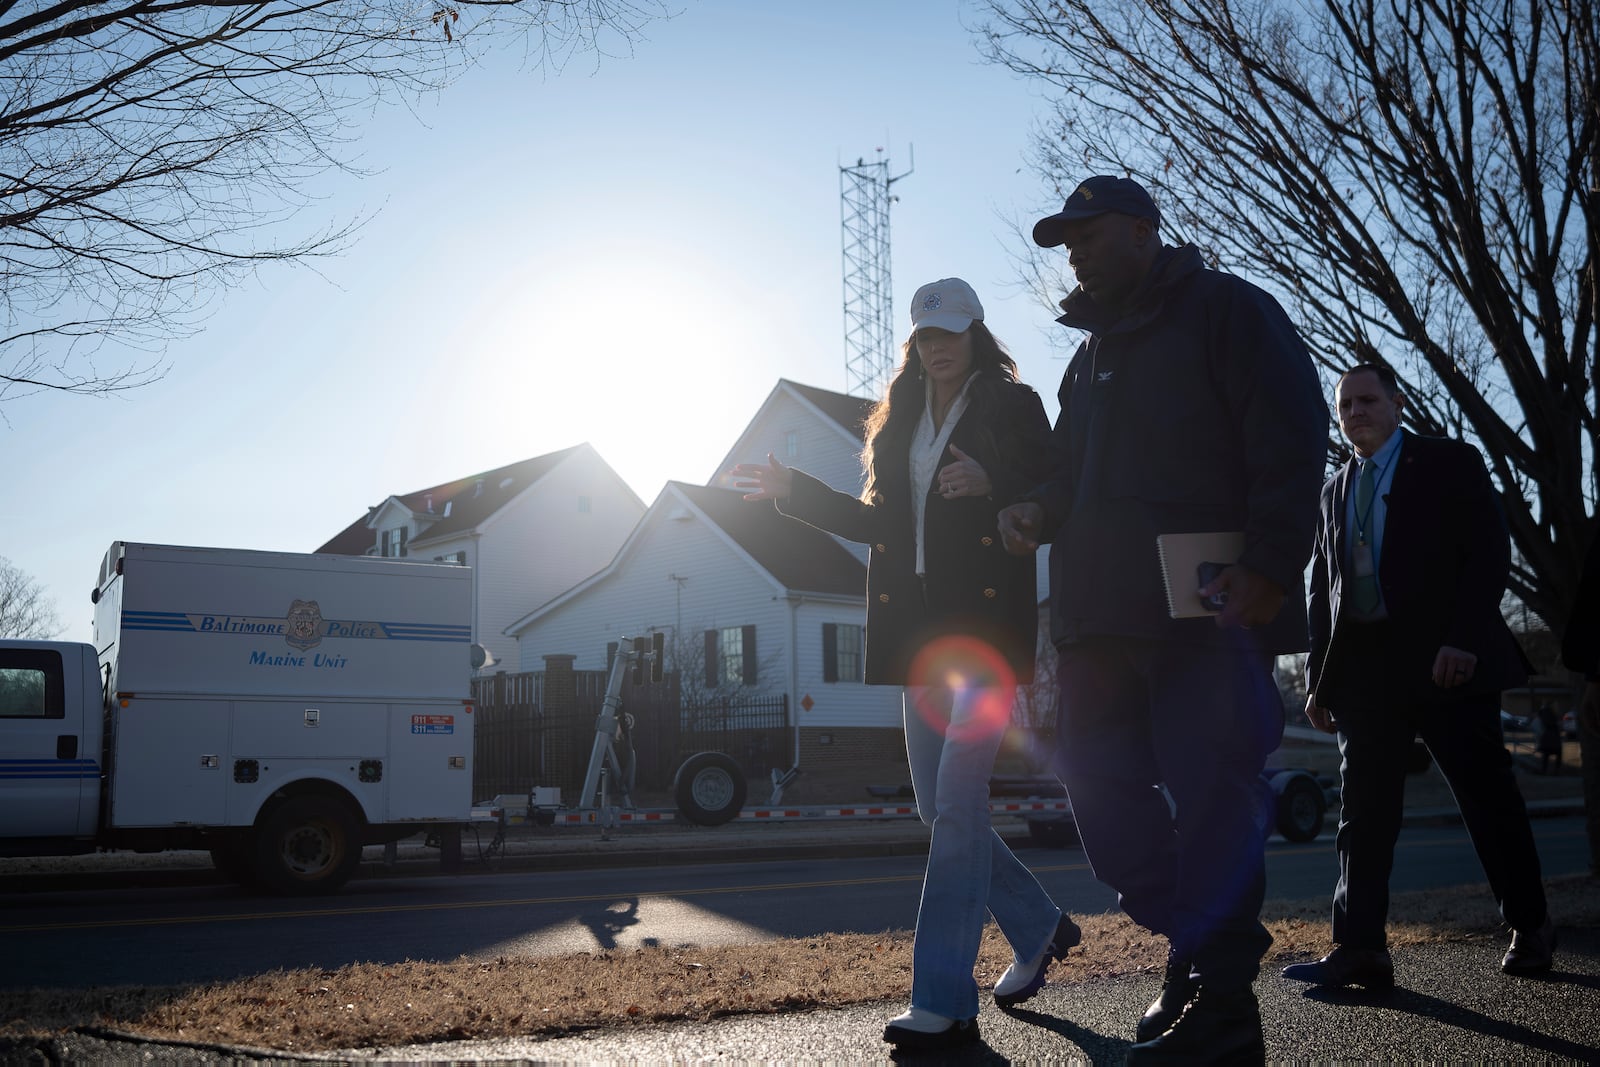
{"left": 511, "top": 505, "right": 790, "bottom": 684}
{"left": 469, "top": 449, "right": 643, "bottom": 672}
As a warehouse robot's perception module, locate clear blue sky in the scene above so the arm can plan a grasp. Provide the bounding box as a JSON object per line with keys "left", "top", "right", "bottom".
{"left": 7, "top": 0, "right": 1083, "bottom": 643}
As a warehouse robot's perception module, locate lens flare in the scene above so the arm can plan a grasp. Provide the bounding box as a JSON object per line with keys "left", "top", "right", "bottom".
{"left": 906, "top": 635, "right": 1017, "bottom": 741}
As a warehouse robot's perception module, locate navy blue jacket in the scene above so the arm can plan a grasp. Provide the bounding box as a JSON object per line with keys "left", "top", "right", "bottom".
{"left": 779, "top": 379, "right": 1052, "bottom": 685}
{"left": 1030, "top": 244, "right": 1326, "bottom": 654}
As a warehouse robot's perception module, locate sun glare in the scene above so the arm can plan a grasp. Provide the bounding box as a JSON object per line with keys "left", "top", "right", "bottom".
{"left": 456, "top": 251, "right": 776, "bottom": 498}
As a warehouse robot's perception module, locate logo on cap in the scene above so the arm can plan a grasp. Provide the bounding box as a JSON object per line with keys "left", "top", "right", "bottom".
{"left": 921, "top": 293, "right": 943, "bottom": 311}
{"left": 1079, "top": 186, "right": 1095, "bottom": 201}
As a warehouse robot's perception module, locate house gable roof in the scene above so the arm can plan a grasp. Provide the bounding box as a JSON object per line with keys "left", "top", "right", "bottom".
{"left": 505, "top": 480, "right": 864, "bottom": 636}
{"left": 316, "top": 446, "right": 588, "bottom": 555}
{"left": 708, "top": 379, "right": 874, "bottom": 484}
{"left": 671, "top": 482, "right": 863, "bottom": 597}
{"left": 781, "top": 379, "right": 874, "bottom": 443}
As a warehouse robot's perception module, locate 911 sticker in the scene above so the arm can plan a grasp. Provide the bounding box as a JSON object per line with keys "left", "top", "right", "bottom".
{"left": 411, "top": 714, "right": 454, "bottom": 735}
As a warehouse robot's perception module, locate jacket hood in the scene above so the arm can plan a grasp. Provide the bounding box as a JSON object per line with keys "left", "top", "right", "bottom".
{"left": 1056, "top": 243, "right": 1206, "bottom": 333}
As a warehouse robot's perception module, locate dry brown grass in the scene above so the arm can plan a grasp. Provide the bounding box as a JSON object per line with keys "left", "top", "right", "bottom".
{"left": 2, "top": 874, "right": 1593, "bottom": 1054}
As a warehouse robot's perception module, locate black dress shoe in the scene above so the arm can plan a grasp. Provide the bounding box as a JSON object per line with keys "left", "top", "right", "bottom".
{"left": 1126, "top": 987, "right": 1264, "bottom": 1065}
{"left": 882, "top": 1015, "right": 979, "bottom": 1051}
{"left": 1281, "top": 946, "right": 1394, "bottom": 991}
{"left": 1502, "top": 915, "right": 1557, "bottom": 975}
{"left": 1136, "top": 950, "right": 1197, "bottom": 1042}
{"left": 993, "top": 913, "right": 1083, "bottom": 1008}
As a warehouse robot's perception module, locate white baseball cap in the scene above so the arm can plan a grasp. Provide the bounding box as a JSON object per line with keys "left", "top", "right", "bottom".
{"left": 909, "top": 278, "right": 983, "bottom": 336}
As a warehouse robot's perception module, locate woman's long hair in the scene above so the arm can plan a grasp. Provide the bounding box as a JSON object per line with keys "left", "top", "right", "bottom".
{"left": 858, "top": 321, "right": 1021, "bottom": 504}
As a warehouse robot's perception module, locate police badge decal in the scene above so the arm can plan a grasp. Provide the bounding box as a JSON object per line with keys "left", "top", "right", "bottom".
{"left": 284, "top": 599, "right": 326, "bottom": 651}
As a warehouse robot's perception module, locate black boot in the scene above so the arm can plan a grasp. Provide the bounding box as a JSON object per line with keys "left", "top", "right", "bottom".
{"left": 1126, "top": 986, "right": 1264, "bottom": 1065}
{"left": 1136, "top": 950, "right": 1197, "bottom": 1042}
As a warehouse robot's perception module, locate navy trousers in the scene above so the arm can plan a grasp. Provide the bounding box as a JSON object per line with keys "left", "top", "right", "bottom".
{"left": 1324, "top": 620, "right": 1548, "bottom": 947}
{"left": 1054, "top": 635, "right": 1283, "bottom": 991}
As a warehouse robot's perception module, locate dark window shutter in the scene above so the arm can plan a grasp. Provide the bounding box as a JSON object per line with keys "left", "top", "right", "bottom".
{"left": 742, "top": 625, "right": 757, "bottom": 685}
{"left": 704, "top": 630, "right": 718, "bottom": 688}
{"left": 822, "top": 624, "right": 838, "bottom": 683}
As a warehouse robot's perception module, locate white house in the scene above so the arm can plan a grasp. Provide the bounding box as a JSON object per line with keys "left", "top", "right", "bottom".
{"left": 316, "top": 444, "right": 645, "bottom": 671}
{"left": 506, "top": 380, "right": 916, "bottom": 765}
{"left": 502, "top": 478, "right": 912, "bottom": 769}
{"left": 503, "top": 379, "right": 1055, "bottom": 775}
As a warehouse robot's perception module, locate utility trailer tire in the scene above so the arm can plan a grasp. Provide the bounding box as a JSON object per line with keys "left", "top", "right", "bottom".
{"left": 1274, "top": 774, "right": 1327, "bottom": 842}
{"left": 673, "top": 752, "right": 747, "bottom": 826}
{"left": 251, "top": 796, "right": 361, "bottom": 895}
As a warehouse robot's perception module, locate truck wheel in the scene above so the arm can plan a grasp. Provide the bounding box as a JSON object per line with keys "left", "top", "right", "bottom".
{"left": 252, "top": 796, "right": 361, "bottom": 895}
{"left": 673, "top": 752, "right": 747, "bottom": 826}
{"left": 1274, "top": 774, "right": 1326, "bottom": 842}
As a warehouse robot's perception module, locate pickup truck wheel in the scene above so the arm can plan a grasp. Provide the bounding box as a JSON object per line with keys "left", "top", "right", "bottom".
{"left": 673, "top": 752, "right": 747, "bottom": 826}
{"left": 252, "top": 796, "right": 361, "bottom": 895}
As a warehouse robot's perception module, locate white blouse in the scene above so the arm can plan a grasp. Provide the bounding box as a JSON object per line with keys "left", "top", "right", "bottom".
{"left": 908, "top": 373, "right": 975, "bottom": 577}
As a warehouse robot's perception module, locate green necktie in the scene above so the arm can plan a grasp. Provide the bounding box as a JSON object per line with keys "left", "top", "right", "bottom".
{"left": 1350, "top": 460, "right": 1380, "bottom": 613}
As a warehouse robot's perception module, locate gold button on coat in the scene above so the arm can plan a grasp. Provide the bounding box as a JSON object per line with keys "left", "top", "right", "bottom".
{"left": 878, "top": 593, "right": 890, "bottom": 603}
{"left": 980, "top": 536, "right": 993, "bottom": 546}
{"left": 875, "top": 543, "right": 887, "bottom": 552}
{"left": 983, "top": 588, "right": 997, "bottom": 598}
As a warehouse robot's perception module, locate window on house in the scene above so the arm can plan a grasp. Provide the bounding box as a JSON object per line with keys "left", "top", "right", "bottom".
{"left": 577, "top": 495, "right": 591, "bottom": 514}
{"left": 434, "top": 551, "right": 466, "bottom": 566}
{"left": 703, "top": 625, "right": 757, "bottom": 687}
{"left": 0, "top": 648, "right": 64, "bottom": 719}
{"left": 822, "top": 622, "right": 864, "bottom": 683}
{"left": 784, "top": 431, "right": 799, "bottom": 460}
{"left": 381, "top": 527, "right": 408, "bottom": 558}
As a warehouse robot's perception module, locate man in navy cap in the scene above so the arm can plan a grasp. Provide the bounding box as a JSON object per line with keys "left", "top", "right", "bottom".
{"left": 1000, "top": 176, "right": 1326, "bottom": 1063}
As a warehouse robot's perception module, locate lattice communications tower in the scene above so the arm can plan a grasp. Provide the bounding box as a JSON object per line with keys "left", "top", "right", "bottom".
{"left": 840, "top": 148, "right": 912, "bottom": 399}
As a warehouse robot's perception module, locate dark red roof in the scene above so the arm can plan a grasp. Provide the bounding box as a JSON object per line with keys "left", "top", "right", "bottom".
{"left": 670, "top": 482, "right": 864, "bottom": 597}
{"left": 316, "top": 447, "right": 585, "bottom": 555}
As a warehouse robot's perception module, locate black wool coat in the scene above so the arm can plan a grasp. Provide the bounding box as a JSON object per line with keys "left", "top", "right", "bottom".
{"left": 778, "top": 379, "right": 1052, "bottom": 686}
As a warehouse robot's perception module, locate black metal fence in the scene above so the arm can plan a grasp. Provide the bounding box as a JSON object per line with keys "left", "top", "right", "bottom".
{"left": 470, "top": 669, "right": 791, "bottom": 806}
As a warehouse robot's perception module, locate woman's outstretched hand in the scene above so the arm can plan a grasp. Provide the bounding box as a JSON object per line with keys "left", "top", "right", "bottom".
{"left": 729, "top": 452, "right": 794, "bottom": 501}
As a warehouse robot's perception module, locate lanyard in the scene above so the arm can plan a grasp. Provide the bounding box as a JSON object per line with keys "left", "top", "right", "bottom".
{"left": 1352, "top": 453, "right": 1392, "bottom": 546}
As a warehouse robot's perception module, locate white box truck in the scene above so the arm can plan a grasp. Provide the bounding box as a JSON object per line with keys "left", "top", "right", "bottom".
{"left": 0, "top": 542, "right": 477, "bottom": 894}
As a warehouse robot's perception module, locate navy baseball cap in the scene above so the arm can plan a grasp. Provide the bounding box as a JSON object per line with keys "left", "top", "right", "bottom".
{"left": 1032, "top": 176, "right": 1161, "bottom": 247}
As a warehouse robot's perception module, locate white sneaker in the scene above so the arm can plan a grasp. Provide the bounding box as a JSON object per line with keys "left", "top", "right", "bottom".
{"left": 885, "top": 1006, "right": 955, "bottom": 1033}
{"left": 994, "top": 948, "right": 1049, "bottom": 998}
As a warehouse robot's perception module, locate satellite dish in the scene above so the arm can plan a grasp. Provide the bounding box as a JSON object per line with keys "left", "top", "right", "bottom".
{"left": 470, "top": 644, "right": 497, "bottom": 670}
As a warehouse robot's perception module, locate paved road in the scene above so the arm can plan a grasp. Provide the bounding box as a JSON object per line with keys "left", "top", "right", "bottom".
{"left": 2, "top": 817, "right": 1590, "bottom": 990}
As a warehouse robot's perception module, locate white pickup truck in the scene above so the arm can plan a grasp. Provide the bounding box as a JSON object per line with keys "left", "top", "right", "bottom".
{"left": 0, "top": 542, "right": 477, "bottom": 894}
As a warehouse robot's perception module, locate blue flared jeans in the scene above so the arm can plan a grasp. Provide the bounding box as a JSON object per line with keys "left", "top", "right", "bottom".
{"left": 902, "top": 684, "right": 1064, "bottom": 1019}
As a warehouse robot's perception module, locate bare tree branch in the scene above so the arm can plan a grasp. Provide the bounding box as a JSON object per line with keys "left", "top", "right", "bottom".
{"left": 977, "top": 0, "right": 1598, "bottom": 629}
{"left": 0, "top": 0, "right": 674, "bottom": 402}
{"left": 0, "top": 555, "right": 61, "bottom": 638}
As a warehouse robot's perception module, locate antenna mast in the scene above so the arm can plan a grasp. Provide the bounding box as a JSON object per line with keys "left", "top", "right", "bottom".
{"left": 840, "top": 147, "right": 912, "bottom": 399}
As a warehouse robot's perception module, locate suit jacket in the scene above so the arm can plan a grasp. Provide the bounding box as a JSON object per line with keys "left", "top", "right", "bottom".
{"left": 778, "top": 378, "right": 1052, "bottom": 686}
{"left": 1308, "top": 430, "right": 1530, "bottom": 707}
{"left": 1561, "top": 527, "right": 1600, "bottom": 680}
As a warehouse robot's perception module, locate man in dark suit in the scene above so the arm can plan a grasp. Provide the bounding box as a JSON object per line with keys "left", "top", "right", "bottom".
{"left": 1560, "top": 527, "right": 1600, "bottom": 876}
{"left": 1287, "top": 363, "right": 1555, "bottom": 991}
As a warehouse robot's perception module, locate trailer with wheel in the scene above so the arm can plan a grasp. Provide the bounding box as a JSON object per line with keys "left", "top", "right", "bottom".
{"left": 0, "top": 541, "right": 477, "bottom": 894}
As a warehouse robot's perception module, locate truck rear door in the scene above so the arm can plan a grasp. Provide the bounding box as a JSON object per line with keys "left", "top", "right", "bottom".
{"left": 0, "top": 643, "right": 99, "bottom": 837}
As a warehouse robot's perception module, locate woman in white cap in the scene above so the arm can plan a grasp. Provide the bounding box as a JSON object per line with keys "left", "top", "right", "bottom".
{"left": 730, "top": 278, "right": 1077, "bottom": 1051}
